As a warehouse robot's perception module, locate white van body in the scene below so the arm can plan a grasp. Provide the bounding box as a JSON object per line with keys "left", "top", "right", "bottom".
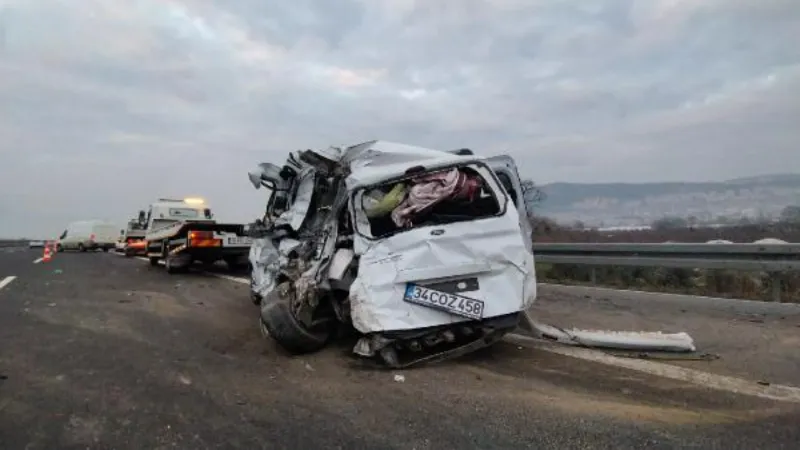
{"left": 248, "top": 140, "right": 537, "bottom": 367}
{"left": 58, "top": 220, "right": 119, "bottom": 252}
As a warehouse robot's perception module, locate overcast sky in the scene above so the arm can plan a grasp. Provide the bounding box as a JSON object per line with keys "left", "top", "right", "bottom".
{"left": 1, "top": 0, "right": 799, "bottom": 237}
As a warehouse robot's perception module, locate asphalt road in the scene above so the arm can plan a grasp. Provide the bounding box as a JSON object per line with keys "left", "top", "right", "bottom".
{"left": 1, "top": 248, "right": 799, "bottom": 449}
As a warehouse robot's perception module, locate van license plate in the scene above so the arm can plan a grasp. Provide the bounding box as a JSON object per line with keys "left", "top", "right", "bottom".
{"left": 403, "top": 284, "right": 485, "bottom": 320}
{"left": 227, "top": 236, "right": 252, "bottom": 246}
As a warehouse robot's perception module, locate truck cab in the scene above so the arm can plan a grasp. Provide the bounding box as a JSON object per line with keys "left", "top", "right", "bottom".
{"left": 118, "top": 212, "right": 149, "bottom": 256}
{"left": 142, "top": 197, "right": 251, "bottom": 273}
{"left": 144, "top": 198, "right": 214, "bottom": 233}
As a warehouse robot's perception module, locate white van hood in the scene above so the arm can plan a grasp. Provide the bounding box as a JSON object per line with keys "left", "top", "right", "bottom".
{"left": 349, "top": 206, "right": 536, "bottom": 333}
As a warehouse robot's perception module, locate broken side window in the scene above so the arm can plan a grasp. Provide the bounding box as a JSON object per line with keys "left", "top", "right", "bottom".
{"left": 353, "top": 163, "right": 505, "bottom": 239}
{"left": 496, "top": 172, "right": 518, "bottom": 206}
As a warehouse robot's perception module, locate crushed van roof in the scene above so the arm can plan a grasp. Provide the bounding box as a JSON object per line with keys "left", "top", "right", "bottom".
{"left": 342, "top": 140, "right": 483, "bottom": 188}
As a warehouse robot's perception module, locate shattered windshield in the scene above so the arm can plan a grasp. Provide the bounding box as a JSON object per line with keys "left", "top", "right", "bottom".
{"left": 353, "top": 163, "right": 505, "bottom": 239}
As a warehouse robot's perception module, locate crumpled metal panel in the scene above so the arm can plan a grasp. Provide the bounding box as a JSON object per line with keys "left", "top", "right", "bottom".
{"left": 249, "top": 237, "right": 302, "bottom": 298}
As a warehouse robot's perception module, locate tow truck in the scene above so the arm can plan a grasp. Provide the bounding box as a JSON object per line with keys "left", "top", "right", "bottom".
{"left": 118, "top": 212, "right": 148, "bottom": 257}
{"left": 142, "top": 197, "right": 252, "bottom": 274}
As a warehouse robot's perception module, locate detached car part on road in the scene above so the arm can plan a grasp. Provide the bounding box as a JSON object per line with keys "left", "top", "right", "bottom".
{"left": 247, "top": 141, "right": 537, "bottom": 368}
{"left": 142, "top": 198, "right": 252, "bottom": 274}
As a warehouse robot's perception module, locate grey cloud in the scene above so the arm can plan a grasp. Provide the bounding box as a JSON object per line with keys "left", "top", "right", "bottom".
{"left": 1, "top": 0, "right": 799, "bottom": 237}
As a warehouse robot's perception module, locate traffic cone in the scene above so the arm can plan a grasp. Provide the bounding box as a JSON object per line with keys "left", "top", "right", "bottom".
{"left": 43, "top": 241, "right": 52, "bottom": 262}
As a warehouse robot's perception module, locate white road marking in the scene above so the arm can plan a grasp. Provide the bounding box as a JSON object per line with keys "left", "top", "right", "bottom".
{"left": 506, "top": 333, "right": 800, "bottom": 404}
{"left": 33, "top": 257, "right": 44, "bottom": 264}
{"left": 0, "top": 276, "right": 17, "bottom": 291}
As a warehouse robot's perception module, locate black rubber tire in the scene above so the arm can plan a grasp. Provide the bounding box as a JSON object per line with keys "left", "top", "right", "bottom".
{"left": 124, "top": 248, "right": 134, "bottom": 257}
{"left": 149, "top": 257, "right": 160, "bottom": 266}
{"left": 56, "top": 244, "right": 63, "bottom": 253}
{"left": 78, "top": 243, "right": 86, "bottom": 252}
{"left": 165, "top": 255, "right": 187, "bottom": 274}
{"left": 102, "top": 248, "right": 109, "bottom": 252}
{"left": 224, "top": 258, "right": 246, "bottom": 273}
{"left": 259, "top": 285, "right": 334, "bottom": 355}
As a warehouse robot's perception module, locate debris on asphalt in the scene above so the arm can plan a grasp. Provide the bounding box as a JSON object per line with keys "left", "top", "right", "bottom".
{"left": 521, "top": 313, "right": 697, "bottom": 353}
{"left": 48, "top": 303, "right": 56, "bottom": 307}
{"left": 393, "top": 374, "right": 405, "bottom": 383}
{"left": 53, "top": 269, "right": 63, "bottom": 274}
{"left": 304, "top": 362, "right": 314, "bottom": 372}
{"left": 178, "top": 374, "right": 192, "bottom": 385}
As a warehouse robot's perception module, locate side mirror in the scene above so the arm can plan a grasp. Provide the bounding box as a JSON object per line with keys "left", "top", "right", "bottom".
{"left": 248, "top": 169, "right": 264, "bottom": 189}
{"left": 120, "top": 229, "right": 125, "bottom": 235}
{"left": 248, "top": 163, "right": 285, "bottom": 189}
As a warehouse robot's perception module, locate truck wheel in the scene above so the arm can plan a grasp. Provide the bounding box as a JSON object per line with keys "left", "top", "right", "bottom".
{"left": 78, "top": 243, "right": 86, "bottom": 252}
{"left": 149, "top": 257, "right": 160, "bottom": 266}
{"left": 259, "top": 282, "right": 335, "bottom": 355}
{"left": 224, "top": 257, "right": 246, "bottom": 272}
{"left": 165, "top": 255, "right": 187, "bottom": 274}
{"left": 102, "top": 247, "right": 109, "bottom": 253}
{"left": 56, "top": 244, "right": 63, "bottom": 253}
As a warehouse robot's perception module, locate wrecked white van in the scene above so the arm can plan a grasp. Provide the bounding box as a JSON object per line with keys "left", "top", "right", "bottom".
{"left": 247, "top": 141, "right": 536, "bottom": 368}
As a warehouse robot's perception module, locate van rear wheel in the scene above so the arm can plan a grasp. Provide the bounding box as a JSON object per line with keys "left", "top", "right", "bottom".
{"left": 78, "top": 244, "right": 86, "bottom": 252}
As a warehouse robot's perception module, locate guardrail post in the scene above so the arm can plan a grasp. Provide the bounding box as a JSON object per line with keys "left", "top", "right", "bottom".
{"left": 590, "top": 267, "right": 597, "bottom": 285}
{"left": 769, "top": 272, "right": 782, "bottom": 303}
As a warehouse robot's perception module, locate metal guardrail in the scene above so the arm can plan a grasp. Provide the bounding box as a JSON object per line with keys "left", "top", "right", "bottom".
{"left": 532, "top": 243, "right": 800, "bottom": 302}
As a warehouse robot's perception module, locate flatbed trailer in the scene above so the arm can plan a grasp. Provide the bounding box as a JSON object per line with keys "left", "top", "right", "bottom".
{"left": 140, "top": 198, "right": 252, "bottom": 273}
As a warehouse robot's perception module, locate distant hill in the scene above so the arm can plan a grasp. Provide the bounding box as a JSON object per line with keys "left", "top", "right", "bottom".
{"left": 536, "top": 173, "right": 800, "bottom": 227}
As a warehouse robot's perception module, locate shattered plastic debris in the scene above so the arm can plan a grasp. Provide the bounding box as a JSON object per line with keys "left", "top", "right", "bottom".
{"left": 393, "top": 374, "right": 405, "bottom": 383}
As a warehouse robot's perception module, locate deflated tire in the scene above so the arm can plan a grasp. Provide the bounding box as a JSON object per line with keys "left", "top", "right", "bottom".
{"left": 259, "top": 282, "right": 334, "bottom": 355}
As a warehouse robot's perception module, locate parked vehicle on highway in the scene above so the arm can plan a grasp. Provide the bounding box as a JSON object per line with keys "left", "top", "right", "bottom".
{"left": 142, "top": 197, "right": 252, "bottom": 273}
{"left": 57, "top": 220, "right": 119, "bottom": 252}
{"left": 117, "top": 212, "right": 148, "bottom": 257}
{"left": 28, "top": 240, "right": 45, "bottom": 248}
{"left": 247, "top": 140, "right": 537, "bottom": 368}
